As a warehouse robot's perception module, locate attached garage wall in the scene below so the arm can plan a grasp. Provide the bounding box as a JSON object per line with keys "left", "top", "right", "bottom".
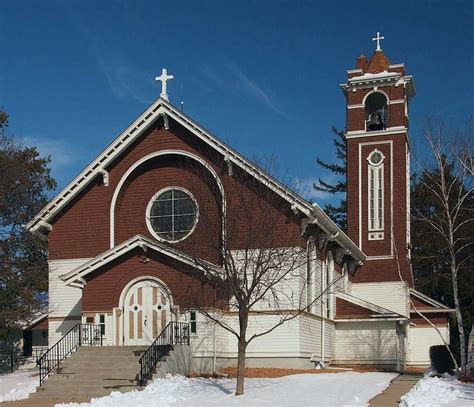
{"left": 335, "top": 320, "right": 398, "bottom": 367}
{"left": 408, "top": 324, "right": 449, "bottom": 366}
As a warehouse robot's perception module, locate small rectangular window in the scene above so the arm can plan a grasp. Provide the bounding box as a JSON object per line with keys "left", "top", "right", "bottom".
{"left": 98, "top": 314, "right": 106, "bottom": 335}
{"left": 189, "top": 311, "right": 197, "bottom": 334}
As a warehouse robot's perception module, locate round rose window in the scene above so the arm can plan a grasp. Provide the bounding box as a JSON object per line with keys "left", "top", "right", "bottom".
{"left": 147, "top": 187, "right": 198, "bottom": 243}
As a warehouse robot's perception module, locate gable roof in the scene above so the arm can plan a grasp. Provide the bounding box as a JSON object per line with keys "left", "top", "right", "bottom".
{"left": 61, "top": 234, "right": 221, "bottom": 287}
{"left": 409, "top": 288, "right": 452, "bottom": 312}
{"left": 335, "top": 292, "right": 406, "bottom": 321}
{"left": 26, "top": 97, "right": 364, "bottom": 264}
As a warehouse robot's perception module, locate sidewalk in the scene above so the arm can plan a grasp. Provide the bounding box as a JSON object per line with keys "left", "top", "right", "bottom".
{"left": 370, "top": 373, "right": 422, "bottom": 406}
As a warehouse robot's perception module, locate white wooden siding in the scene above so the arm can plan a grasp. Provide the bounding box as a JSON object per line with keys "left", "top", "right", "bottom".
{"left": 48, "top": 319, "right": 80, "bottom": 346}
{"left": 48, "top": 259, "right": 90, "bottom": 318}
{"left": 48, "top": 259, "right": 90, "bottom": 346}
{"left": 335, "top": 321, "right": 398, "bottom": 365}
{"left": 350, "top": 282, "right": 409, "bottom": 316}
{"left": 408, "top": 324, "right": 449, "bottom": 366}
{"left": 230, "top": 248, "right": 306, "bottom": 311}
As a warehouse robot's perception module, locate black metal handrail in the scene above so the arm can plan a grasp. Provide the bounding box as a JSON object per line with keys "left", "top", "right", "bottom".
{"left": 138, "top": 321, "right": 189, "bottom": 386}
{"left": 38, "top": 323, "right": 103, "bottom": 385}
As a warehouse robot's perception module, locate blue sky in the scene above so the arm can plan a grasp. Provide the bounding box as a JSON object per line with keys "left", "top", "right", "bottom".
{"left": 1, "top": 1, "right": 473, "bottom": 204}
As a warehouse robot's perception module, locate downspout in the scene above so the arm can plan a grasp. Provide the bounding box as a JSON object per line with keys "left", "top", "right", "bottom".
{"left": 321, "top": 261, "right": 325, "bottom": 366}
{"left": 213, "top": 320, "right": 217, "bottom": 374}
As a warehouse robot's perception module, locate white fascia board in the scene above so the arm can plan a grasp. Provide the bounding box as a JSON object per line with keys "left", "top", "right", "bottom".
{"left": 23, "top": 313, "right": 48, "bottom": 329}
{"left": 26, "top": 99, "right": 166, "bottom": 233}
{"left": 409, "top": 288, "right": 450, "bottom": 310}
{"left": 335, "top": 317, "right": 406, "bottom": 322}
{"left": 410, "top": 308, "right": 455, "bottom": 314}
{"left": 61, "top": 234, "right": 221, "bottom": 285}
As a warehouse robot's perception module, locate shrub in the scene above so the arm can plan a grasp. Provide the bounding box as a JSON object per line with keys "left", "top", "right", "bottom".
{"left": 429, "top": 345, "right": 455, "bottom": 374}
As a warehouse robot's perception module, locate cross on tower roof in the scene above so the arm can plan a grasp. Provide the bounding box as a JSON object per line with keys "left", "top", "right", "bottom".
{"left": 155, "top": 68, "right": 174, "bottom": 101}
{"left": 372, "top": 32, "right": 384, "bottom": 52}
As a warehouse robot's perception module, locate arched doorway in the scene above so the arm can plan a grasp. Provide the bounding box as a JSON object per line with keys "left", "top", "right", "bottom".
{"left": 121, "top": 279, "right": 171, "bottom": 345}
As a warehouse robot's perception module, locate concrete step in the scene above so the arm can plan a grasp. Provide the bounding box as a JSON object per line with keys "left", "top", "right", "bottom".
{"left": 36, "top": 345, "right": 148, "bottom": 399}
{"left": 53, "top": 367, "right": 144, "bottom": 376}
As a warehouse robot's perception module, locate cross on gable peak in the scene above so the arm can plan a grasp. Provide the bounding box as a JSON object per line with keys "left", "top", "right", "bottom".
{"left": 372, "top": 32, "right": 385, "bottom": 52}
{"left": 155, "top": 68, "right": 174, "bottom": 101}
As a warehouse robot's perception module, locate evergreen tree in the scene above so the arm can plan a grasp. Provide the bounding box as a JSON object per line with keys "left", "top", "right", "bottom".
{"left": 313, "top": 127, "right": 347, "bottom": 230}
{"left": 0, "top": 110, "right": 56, "bottom": 341}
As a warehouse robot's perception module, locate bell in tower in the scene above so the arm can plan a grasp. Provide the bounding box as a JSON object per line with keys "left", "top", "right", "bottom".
{"left": 365, "top": 92, "right": 387, "bottom": 131}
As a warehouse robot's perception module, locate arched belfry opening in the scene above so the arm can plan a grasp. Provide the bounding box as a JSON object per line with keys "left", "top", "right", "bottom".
{"left": 365, "top": 92, "right": 387, "bottom": 131}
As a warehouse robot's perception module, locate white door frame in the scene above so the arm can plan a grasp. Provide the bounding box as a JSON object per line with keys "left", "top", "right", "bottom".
{"left": 118, "top": 276, "right": 173, "bottom": 345}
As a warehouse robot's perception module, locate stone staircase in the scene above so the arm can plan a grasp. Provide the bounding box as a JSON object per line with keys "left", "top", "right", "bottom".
{"left": 30, "top": 346, "right": 147, "bottom": 401}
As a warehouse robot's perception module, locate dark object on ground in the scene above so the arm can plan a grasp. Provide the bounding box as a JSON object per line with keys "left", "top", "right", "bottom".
{"left": 430, "top": 345, "right": 455, "bottom": 374}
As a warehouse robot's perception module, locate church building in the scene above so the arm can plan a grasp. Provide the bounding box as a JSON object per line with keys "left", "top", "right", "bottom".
{"left": 26, "top": 35, "right": 453, "bottom": 372}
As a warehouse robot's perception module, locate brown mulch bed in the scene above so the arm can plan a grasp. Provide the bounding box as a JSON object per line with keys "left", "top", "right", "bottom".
{"left": 218, "top": 367, "right": 348, "bottom": 378}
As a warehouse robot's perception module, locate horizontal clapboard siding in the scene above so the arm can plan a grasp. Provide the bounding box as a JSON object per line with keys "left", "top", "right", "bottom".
{"left": 408, "top": 325, "right": 449, "bottom": 366}
{"left": 335, "top": 320, "right": 398, "bottom": 365}
{"left": 349, "top": 281, "right": 409, "bottom": 316}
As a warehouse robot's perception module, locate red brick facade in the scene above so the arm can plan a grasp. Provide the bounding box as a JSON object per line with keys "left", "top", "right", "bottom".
{"left": 344, "top": 52, "right": 413, "bottom": 284}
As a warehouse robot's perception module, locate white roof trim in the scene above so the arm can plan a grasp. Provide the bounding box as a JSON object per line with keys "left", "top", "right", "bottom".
{"left": 61, "top": 234, "right": 221, "bottom": 285}
{"left": 337, "top": 292, "right": 403, "bottom": 316}
{"left": 409, "top": 288, "right": 450, "bottom": 310}
{"left": 335, "top": 317, "right": 406, "bottom": 323}
{"left": 26, "top": 98, "right": 364, "bottom": 263}
{"left": 23, "top": 313, "right": 48, "bottom": 329}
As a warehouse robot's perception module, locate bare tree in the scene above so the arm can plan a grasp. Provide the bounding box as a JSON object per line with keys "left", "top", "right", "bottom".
{"left": 179, "top": 157, "right": 344, "bottom": 395}
{"left": 412, "top": 123, "right": 473, "bottom": 375}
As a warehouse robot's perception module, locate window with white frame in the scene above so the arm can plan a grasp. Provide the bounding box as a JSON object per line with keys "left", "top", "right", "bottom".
{"left": 189, "top": 311, "right": 197, "bottom": 334}
{"left": 325, "top": 252, "right": 334, "bottom": 319}
{"left": 306, "top": 238, "right": 316, "bottom": 312}
{"left": 98, "top": 314, "right": 106, "bottom": 336}
{"left": 367, "top": 150, "right": 384, "bottom": 233}
{"left": 146, "top": 187, "right": 199, "bottom": 243}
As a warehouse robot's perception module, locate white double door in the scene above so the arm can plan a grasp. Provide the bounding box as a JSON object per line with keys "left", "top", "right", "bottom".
{"left": 123, "top": 280, "right": 169, "bottom": 345}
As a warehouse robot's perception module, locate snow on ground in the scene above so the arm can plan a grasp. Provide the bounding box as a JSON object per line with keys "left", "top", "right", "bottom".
{"left": 0, "top": 369, "right": 38, "bottom": 402}
{"left": 57, "top": 371, "right": 397, "bottom": 407}
{"left": 399, "top": 375, "right": 474, "bottom": 407}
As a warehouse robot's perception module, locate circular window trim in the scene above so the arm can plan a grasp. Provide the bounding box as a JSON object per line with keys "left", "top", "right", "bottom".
{"left": 145, "top": 186, "right": 200, "bottom": 244}
{"left": 367, "top": 149, "right": 385, "bottom": 166}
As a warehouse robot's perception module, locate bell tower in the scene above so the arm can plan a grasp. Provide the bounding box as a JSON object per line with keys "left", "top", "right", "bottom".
{"left": 341, "top": 34, "right": 415, "bottom": 284}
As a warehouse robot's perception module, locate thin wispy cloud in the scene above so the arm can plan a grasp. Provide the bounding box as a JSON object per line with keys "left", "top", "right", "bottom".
{"left": 294, "top": 174, "right": 342, "bottom": 203}
{"left": 227, "top": 63, "right": 287, "bottom": 118}
{"left": 59, "top": 4, "right": 156, "bottom": 105}
{"left": 21, "top": 136, "right": 79, "bottom": 168}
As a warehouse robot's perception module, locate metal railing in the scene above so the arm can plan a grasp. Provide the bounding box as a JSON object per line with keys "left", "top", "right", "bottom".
{"left": 138, "top": 321, "right": 189, "bottom": 386}
{"left": 38, "top": 323, "right": 103, "bottom": 385}
{"left": 0, "top": 349, "right": 22, "bottom": 373}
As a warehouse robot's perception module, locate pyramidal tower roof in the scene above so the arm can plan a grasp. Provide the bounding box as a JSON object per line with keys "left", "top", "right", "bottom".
{"left": 365, "top": 50, "right": 390, "bottom": 73}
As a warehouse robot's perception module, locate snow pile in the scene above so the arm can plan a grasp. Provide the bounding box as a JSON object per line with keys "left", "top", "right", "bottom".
{"left": 0, "top": 370, "right": 38, "bottom": 402}
{"left": 400, "top": 376, "right": 474, "bottom": 407}
{"left": 57, "top": 371, "right": 397, "bottom": 407}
